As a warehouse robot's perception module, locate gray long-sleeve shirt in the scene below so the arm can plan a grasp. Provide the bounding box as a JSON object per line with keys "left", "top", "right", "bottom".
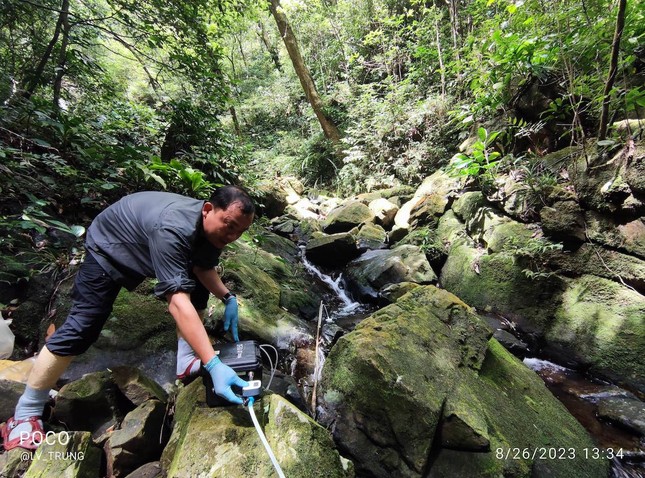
{"left": 86, "top": 191, "right": 221, "bottom": 298}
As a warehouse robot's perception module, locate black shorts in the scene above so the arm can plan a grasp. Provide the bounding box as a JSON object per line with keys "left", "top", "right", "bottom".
{"left": 46, "top": 250, "right": 209, "bottom": 356}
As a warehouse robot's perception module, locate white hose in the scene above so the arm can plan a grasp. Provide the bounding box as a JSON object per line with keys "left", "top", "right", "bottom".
{"left": 248, "top": 398, "right": 286, "bottom": 478}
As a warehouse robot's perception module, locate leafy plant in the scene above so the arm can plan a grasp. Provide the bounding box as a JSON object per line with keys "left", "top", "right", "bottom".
{"left": 448, "top": 127, "right": 503, "bottom": 184}
{"left": 505, "top": 235, "right": 563, "bottom": 280}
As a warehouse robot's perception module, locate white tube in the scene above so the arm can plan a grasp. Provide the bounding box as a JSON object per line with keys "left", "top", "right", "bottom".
{"left": 248, "top": 400, "right": 286, "bottom": 478}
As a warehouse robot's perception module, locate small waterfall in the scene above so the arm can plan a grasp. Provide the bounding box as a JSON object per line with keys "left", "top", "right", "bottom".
{"left": 299, "top": 246, "right": 363, "bottom": 318}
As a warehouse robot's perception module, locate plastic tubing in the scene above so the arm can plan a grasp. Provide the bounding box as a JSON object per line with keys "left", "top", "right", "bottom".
{"left": 247, "top": 397, "right": 286, "bottom": 478}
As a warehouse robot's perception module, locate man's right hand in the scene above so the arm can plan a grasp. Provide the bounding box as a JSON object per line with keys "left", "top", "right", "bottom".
{"left": 204, "top": 356, "right": 248, "bottom": 404}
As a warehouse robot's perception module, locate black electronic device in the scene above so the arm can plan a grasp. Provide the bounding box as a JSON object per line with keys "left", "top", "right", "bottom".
{"left": 202, "top": 340, "right": 263, "bottom": 407}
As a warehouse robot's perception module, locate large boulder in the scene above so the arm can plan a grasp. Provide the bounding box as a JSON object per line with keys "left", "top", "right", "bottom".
{"left": 392, "top": 171, "right": 462, "bottom": 237}
{"left": 322, "top": 201, "right": 375, "bottom": 233}
{"left": 345, "top": 245, "right": 437, "bottom": 302}
{"left": 544, "top": 275, "right": 645, "bottom": 394}
{"left": 318, "top": 286, "right": 609, "bottom": 478}
{"left": 162, "top": 380, "right": 353, "bottom": 477}
{"left": 440, "top": 243, "right": 563, "bottom": 332}
{"left": 305, "top": 231, "right": 360, "bottom": 268}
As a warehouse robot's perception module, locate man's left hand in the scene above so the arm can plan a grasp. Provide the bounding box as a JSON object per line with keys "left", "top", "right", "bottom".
{"left": 223, "top": 295, "right": 239, "bottom": 342}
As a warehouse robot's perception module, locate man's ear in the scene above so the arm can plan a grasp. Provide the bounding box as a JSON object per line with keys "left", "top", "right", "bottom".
{"left": 202, "top": 201, "right": 214, "bottom": 217}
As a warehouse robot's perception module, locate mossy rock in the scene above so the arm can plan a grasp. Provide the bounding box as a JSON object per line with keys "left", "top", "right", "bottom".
{"left": 218, "top": 239, "right": 315, "bottom": 345}
{"left": 431, "top": 340, "right": 609, "bottom": 478}
{"left": 452, "top": 191, "right": 485, "bottom": 224}
{"left": 483, "top": 218, "right": 538, "bottom": 254}
{"left": 322, "top": 200, "right": 375, "bottom": 233}
{"left": 320, "top": 286, "right": 606, "bottom": 478}
{"left": 546, "top": 275, "right": 645, "bottom": 394}
{"left": 436, "top": 210, "right": 468, "bottom": 253}
{"left": 319, "top": 286, "right": 491, "bottom": 477}
{"left": 440, "top": 244, "right": 562, "bottom": 332}
{"left": 24, "top": 431, "right": 101, "bottom": 478}
{"left": 356, "top": 223, "right": 388, "bottom": 251}
{"left": 165, "top": 387, "right": 352, "bottom": 478}
{"left": 584, "top": 212, "right": 645, "bottom": 260}
{"left": 305, "top": 230, "right": 360, "bottom": 267}
{"left": 545, "top": 243, "right": 645, "bottom": 294}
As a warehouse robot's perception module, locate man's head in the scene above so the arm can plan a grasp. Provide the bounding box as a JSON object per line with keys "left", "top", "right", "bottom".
{"left": 202, "top": 186, "right": 255, "bottom": 249}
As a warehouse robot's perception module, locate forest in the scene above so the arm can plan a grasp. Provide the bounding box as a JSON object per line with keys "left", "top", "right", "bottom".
{"left": 1, "top": 0, "right": 643, "bottom": 279}
{"left": 0, "top": 1, "right": 644, "bottom": 477}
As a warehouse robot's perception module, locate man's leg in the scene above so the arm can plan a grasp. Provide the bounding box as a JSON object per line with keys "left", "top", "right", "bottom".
{"left": 176, "top": 278, "right": 209, "bottom": 380}
{"left": 2, "top": 251, "right": 120, "bottom": 450}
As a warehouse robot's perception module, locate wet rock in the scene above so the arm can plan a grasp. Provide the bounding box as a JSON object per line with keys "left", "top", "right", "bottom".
{"left": 215, "top": 236, "right": 319, "bottom": 345}
{"left": 305, "top": 231, "right": 360, "bottom": 268}
{"left": 319, "top": 286, "right": 608, "bottom": 478}
{"left": 493, "top": 329, "right": 529, "bottom": 357}
{"left": 105, "top": 400, "right": 167, "bottom": 477}
{"left": 345, "top": 245, "right": 437, "bottom": 302}
{"left": 596, "top": 397, "right": 645, "bottom": 435}
{"left": 23, "top": 431, "right": 101, "bottom": 478}
{"left": 322, "top": 201, "right": 375, "bottom": 233}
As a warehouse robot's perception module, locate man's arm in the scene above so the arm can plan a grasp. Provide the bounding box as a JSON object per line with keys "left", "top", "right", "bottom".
{"left": 193, "top": 265, "right": 240, "bottom": 342}
{"left": 193, "top": 266, "right": 228, "bottom": 299}
{"left": 167, "top": 291, "right": 216, "bottom": 364}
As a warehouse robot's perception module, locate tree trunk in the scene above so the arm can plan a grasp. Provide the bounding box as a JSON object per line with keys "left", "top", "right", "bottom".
{"left": 257, "top": 20, "right": 282, "bottom": 72}
{"left": 22, "top": 0, "right": 70, "bottom": 100}
{"left": 268, "top": 0, "right": 341, "bottom": 143}
{"left": 434, "top": 11, "right": 446, "bottom": 100}
{"left": 52, "top": 0, "right": 71, "bottom": 115}
{"left": 598, "top": 0, "right": 627, "bottom": 141}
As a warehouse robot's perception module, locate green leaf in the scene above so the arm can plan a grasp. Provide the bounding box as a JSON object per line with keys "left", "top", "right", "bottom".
{"left": 478, "top": 127, "right": 487, "bottom": 142}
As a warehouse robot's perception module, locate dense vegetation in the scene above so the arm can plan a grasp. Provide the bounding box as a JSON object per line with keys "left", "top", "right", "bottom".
{"left": 1, "top": 0, "right": 643, "bottom": 284}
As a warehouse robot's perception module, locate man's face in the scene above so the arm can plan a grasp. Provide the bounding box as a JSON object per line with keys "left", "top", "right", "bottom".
{"left": 202, "top": 201, "right": 253, "bottom": 249}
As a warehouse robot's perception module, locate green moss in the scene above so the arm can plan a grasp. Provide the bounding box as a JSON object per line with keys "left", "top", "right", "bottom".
{"left": 469, "top": 339, "right": 609, "bottom": 478}
{"left": 441, "top": 245, "right": 561, "bottom": 331}
{"left": 547, "top": 275, "right": 645, "bottom": 388}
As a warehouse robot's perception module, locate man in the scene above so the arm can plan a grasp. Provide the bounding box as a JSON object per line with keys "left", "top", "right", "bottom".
{"left": 1, "top": 186, "right": 255, "bottom": 451}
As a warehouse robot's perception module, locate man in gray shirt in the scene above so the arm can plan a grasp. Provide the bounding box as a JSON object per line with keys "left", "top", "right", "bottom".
{"left": 2, "top": 186, "right": 255, "bottom": 451}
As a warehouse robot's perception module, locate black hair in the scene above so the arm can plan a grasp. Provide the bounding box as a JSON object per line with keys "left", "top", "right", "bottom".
{"left": 209, "top": 185, "right": 255, "bottom": 216}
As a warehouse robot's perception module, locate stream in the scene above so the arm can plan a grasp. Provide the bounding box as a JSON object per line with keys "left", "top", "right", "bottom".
{"left": 300, "top": 257, "right": 645, "bottom": 478}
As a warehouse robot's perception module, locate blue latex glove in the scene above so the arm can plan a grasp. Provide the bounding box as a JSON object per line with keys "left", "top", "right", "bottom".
{"left": 223, "top": 295, "right": 240, "bottom": 342}
{"left": 204, "top": 356, "right": 248, "bottom": 404}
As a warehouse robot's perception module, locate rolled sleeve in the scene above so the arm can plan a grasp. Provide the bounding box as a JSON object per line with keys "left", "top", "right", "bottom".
{"left": 154, "top": 275, "right": 196, "bottom": 298}
{"left": 149, "top": 227, "right": 194, "bottom": 299}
